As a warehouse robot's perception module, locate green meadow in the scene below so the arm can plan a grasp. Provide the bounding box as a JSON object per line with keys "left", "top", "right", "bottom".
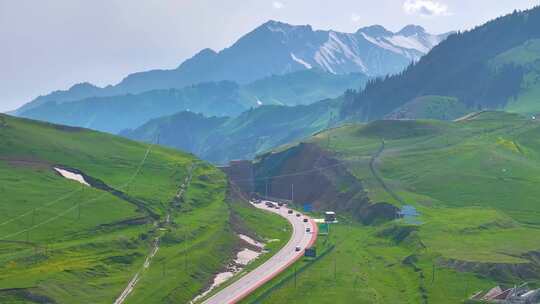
{"left": 0, "top": 114, "right": 289, "bottom": 303}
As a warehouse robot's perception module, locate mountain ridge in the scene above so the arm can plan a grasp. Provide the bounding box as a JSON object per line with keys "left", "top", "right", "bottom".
{"left": 15, "top": 20, "right": 449, "bottom": 114}
{"left": 18, "top": 69, "right": 365, "bottom": 134}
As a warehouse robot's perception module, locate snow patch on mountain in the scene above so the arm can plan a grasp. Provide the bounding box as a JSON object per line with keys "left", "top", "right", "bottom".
{"left": 386, "top": 34, "right": 429, "bottom": 53}
{"left": 360, "top": 33, "right": 406, "bottom": 56}
{"left": 16, "top": 21, "right": 453, "bottom": 115}
{"left": 266, "top": 22, "right": 288, "bottom": 34}
{"left": 314, "top": 32, "right": 368, "bottom": 74}
{"left": 290, "top": 53, "right": 312, "bottom": 69}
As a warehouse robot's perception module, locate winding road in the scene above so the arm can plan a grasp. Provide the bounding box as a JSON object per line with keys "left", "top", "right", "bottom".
{"left": 202, "top": 201, "right": 318, "bottom": 304}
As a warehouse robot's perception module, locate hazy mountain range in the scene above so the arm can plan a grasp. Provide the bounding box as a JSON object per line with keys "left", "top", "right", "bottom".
{"left": 15, "top": 21, "right": 449, "bottom": 115}
{"left": 13, "top": 19, "right": 454, "bottom": 163}
{"left": 18, "top": 70, "right": 365, "bottom": 134}
{"left": 121, "top": 99, "right": 341, "bottom": 164}
{"left": 122, "top": 7, "right": 540, "bottom": 164}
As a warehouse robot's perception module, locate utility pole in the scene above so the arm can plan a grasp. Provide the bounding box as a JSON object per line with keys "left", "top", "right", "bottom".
{"left": 184, "top": 230, "right": 188, "bottom": 272}
{"left": 334, "top": 254, "right": 337, "bottom": 281}
{"left": 327, "top": 133, "right": 330, "bottom": 148}
{"left": 291, "top": 183, "right": 294, "bottom": 204}
{"left": 432, "top": 263, "right": 435, "bottom": 284}
{"left": 294, "top": 264, "right": 297, "bottom": 288}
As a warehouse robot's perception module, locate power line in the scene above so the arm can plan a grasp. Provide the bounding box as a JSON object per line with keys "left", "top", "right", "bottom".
{"left": 235, "top": 159, "right": 364, "bottom": 184}
{"left": 0, "top": 143, "right": 154, "bottom": 241}
{"left": 0, "top": 188, "right": 83, "bottom": 227}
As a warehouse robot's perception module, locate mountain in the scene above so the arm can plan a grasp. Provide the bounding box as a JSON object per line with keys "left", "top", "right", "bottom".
{"left": 119, "top": 112, "right": 228, "bottom": 155}
{"left": 116, "top": 21, "right": 449, "bottom": 91}
{"left": 248, "top": 112, "right": 540, "bottom": 302}
{"left": 15, "top": 82, "right": 109, "bottom": 114}
{"left": 18, "top": 81, "right": 247, "bottom": 134}
{"left": 18, "top": 69, "right": 365, "bottom": 134}
{"left": 15, "top": 21, "right": 448, "bottom": 114}
{"left": 242, "top": 69, "right": 367, "bottom": 106}
{"left": 122, "top": 99, "right": 341, "bottom": 164}
{"left": 341, "top": 6, "right": 540, "bottom": 121}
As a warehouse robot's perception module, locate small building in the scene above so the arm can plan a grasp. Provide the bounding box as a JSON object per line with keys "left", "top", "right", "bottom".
{"left": 324, "top": 211, "right": 336, "bottom": 223}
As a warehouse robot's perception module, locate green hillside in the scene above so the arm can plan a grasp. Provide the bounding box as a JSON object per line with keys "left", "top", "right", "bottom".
{"left": 246, "top": 112, "right": 540, "bottom": 303}
{"left": 0, "top": 114, "right": 288, "bottom": 303}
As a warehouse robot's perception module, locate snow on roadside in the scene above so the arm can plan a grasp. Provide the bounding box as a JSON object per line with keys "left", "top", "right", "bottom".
{"left": 235, "top": 248, "right": 263, "bottom": 265}
{"left": 190, "top": 234, "right": 266, "bottom": 303}
{"left": 238, "top": 234, "right": 265, "bottom": 249}
{"left": 54, "top": 167, "right": 90, "bottom": 186}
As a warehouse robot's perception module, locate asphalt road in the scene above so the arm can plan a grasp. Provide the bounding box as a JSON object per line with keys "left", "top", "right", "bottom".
{"left": 202, "top": 201, "right": 318, "bottom": 304}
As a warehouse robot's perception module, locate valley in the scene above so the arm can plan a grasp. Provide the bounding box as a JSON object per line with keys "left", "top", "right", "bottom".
{"left": 3, "top": 3, "right": 540, "bottom": 304}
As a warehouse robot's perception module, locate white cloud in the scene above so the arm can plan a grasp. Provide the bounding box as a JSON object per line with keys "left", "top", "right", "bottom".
{"left": 272, "top": 1, "right": 284, "bottom": 9}
{"left": 403, "top": 0, "right": 450, "bottom": 17}
{"left": 351, "top": 13, "right": 361, "bottom": 23}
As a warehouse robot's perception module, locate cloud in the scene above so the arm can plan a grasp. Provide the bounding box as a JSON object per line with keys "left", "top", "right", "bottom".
{"left": 350, "top": 13, "right": 361, "bottom": 23}
{"left": 272, "top": 1, "right": 284, "bottom": 9}
{"left": 403, "top": 0, "right": 450, "bottom": 17}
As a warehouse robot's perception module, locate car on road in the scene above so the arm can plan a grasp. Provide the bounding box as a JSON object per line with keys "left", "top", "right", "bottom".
{"left": 288, "top": 209, "right": 293, "bottom": 214}
{"left": 296, "top": 213, "right": 301, "bottom": 217}
{"left": 306, "top": 227, "right": 311, "bottom": 233}
{"left": 295, "top": 246, "right": 301, "bottom": 252}
{"left": 278, "top": 202, "right": 284, "bottom": 206}
{"left": 303, "top": 218, "right": 308, "bottom": 223}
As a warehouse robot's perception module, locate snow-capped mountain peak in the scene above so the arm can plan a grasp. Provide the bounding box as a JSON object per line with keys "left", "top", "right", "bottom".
{"left": 288, "top": 23, "right": 452, "bottom": 76}
{"left": 128, "top": 20, "right": 453, "bottom": 89}
{"left": 397, "top": 24, "right": 426, "bottom": 36}
{"left": 17, "top": 20, "right": 453, "bottom": 110}
{"left": 356, "top": 25, "right": 394, "bottom": 37}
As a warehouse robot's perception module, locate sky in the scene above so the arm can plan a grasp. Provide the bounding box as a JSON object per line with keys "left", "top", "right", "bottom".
{"left": 1, "top": 0, "right": 538, "bottom": 112}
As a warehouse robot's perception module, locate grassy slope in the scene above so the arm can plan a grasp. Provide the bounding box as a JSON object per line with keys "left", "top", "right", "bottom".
{"left": 0, "top": 114, "right": 290, "bottom": 304}
{"left": 244, "top": 112, "right": 540, "bottom": 303}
